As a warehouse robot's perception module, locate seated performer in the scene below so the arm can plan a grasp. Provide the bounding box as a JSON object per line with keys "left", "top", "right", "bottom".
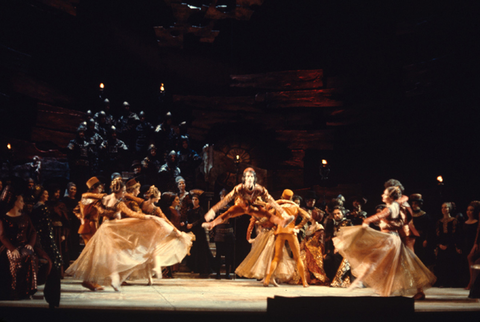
{"left": 263, "top": 189, "right": 311, "bottom": 287}
{"left": 202, "top": 168, "right": 294, "bottom": 230}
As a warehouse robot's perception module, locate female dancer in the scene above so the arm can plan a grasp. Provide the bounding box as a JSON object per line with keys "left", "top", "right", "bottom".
{"left": 333, "top": 186, "right": 436, "bottom": 298}
{"left": 66, "top": 178, "right": 193, "bottom": 291}
{"left": 125, "top": 185, "right": 195, "bottom": 280}
{"left": 235, "top": 216, "right": 296, "bottom": 284}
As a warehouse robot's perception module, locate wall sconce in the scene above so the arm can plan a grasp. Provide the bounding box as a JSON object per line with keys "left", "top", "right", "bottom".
{"left": 320, "top": 159, "right": 330, "bottom": 180}
{"left": 437, "top": 175, "right": 444, "bottom": 185}
{"left": 99, "top": 83, "right": 105, "bottom": 99}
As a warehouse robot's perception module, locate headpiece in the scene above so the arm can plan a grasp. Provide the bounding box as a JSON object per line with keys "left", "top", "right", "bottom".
{"left": 145, "top": 185, "right": 160, "bottom": 199}
{"left": 110, "top": 177, "right": 124, "bottom": 193}
{"left": 410, "top": 193, "right": 423, "bottom": 203}
{"left": 175, "top": 176, "right": 185, "bottom": 184}
{"left": 126, "top": 178, "right": 139, "bottom": 188}
{"left": 281, "top": 189, "right": 294, "bottom": 200}
{"left": 86, "top": 177, "right": 100, "bottom": 190}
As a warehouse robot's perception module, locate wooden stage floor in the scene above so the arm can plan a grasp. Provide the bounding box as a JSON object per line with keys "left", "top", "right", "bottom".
{"left": 1, "top": 274, "right": 479, "bottom": 322}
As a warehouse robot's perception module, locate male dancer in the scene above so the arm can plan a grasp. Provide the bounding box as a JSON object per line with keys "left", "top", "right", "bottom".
{"left": 202, "top": 168, "right": 294, "bottom": 230}
{"left": 263, "top": 189, "right": 311, "bottom": 287}
{"left": 73, "top": 176, "right": 104, "bottom": 291}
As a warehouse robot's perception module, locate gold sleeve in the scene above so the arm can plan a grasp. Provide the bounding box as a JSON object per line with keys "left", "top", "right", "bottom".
{"left": 295, "top": 206, "right": 311, "bottom": 230}
{"left": 364, "top": 207, "right": 391, "bottom": 225}
{"left": 118, "top": 202, "right": 146, "bottom": 220}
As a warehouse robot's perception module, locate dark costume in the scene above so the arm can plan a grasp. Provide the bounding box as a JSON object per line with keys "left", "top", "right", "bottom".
{"left": 158, "top": 159, "right": 181, "bottom": 194}
{"left": 435, "top": 216, "right": 462, "bottom": 287}
{"left": 30, "top": 203, "right": 62, "bottom": 307}
{"left": 213, "top": 206, "right": 235, "bottom": 279}
{"left": 134, "top": 119, "right": 154, "bottom": 157}
{"left": 324, "top": 216, "right": 353, "bottom": 286}
{"left": 61, "top": 195, "right": 80, "bottom": 261}
{"left": 99, "top": 134, "right": 129, "bottom": 174}
{"left": 186, "top": 206, "right": 213, "bottom": 275}
{"left": 411, "top": 210, "right": 435, "bottom": 267}
{"left": 0, "top": 213, "right": 38, "bottom": 300}
{"left": 176, "top": 137, "right": 202, "bottom": 188}
{"left": 67, "top": 133, "right": 91, "bottom": 186}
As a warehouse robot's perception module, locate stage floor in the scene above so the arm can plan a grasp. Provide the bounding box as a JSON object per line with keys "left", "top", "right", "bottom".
{"left": 1, "top": 274, "right": 479, "bottom": 322}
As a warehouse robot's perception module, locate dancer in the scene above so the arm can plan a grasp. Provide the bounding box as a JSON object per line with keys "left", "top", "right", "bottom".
{"left": 235, "top": 216, "right": 295, "bottom": 283}
{"left": 333, "top": 186, "right": 436, "bottom": 298}
{"left": 65, "top": 178, "right": 193, "bottom": 291}
{"left": 202, "top": 168, "right": 294, "bottom": 230}
{"left": 263, "top": 189, "right": 310, "bottom": 287}
{"left": 125, "top": 185, "right": 194, "bottom": 281}
{"left": 73, "top": 176, "right": 105, "bottom": 291}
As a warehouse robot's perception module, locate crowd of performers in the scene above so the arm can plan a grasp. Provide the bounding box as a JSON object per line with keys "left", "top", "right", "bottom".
{"left": 1, "top": 168, "right": 480, "bottom": 306}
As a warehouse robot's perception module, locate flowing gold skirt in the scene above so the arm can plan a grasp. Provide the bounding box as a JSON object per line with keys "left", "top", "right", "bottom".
{"left": 333, "top": 225, "right": 436, "bottom": 296}
{"left": 235, "top": 229, "right": 296, "bottom": 282}
{"left": 65, "top": 218, "right": 194, "bottom": 285}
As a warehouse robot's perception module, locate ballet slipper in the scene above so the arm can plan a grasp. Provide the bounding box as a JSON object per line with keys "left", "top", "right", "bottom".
{"left": 110, "top": 273, "right": 121, "bottom": 292}
{"left": 272, "top": 278, "right": 279, "bottom": 287}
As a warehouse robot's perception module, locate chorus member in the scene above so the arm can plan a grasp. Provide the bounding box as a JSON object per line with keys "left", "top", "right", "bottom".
{"left": 296, "top": 220, "right": 329, "bottom": 286}
{"left": 30, "top": 186, "right": 62, "bottom": 307}
{"left": 0, "top": 189, "right": 38, "bottom": 300}
{"left": 213, "top": 189, "right": 235, "bottom": 279}
{"left": 435, "top": 202, "right": 462, "bottom": 287}
{"left": 464, "top": 201, "right": 480, "bottom": 289}
{"left": 186, "top": 193, "right": 213, "bottom": 276}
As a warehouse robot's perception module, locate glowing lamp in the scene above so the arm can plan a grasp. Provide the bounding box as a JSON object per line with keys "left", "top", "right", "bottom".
{"left": 322, "top": 159, "right": 328, "bottom": 166}
{"left": 160, "top": 83, "right": 165, "bottom": 92}
{"left": 99, "top": 83, "right": 104, "bottom": 90}
{"left": 437, "top": 176, "right": 443, "bottom": 183}
{"left": 7, "top": 143, "right": 11, "bottom": 150}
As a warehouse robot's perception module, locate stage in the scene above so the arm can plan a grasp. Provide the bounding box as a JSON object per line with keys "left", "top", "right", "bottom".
{"left": 1, "top": 274, "right": 479, "bottom": 322}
